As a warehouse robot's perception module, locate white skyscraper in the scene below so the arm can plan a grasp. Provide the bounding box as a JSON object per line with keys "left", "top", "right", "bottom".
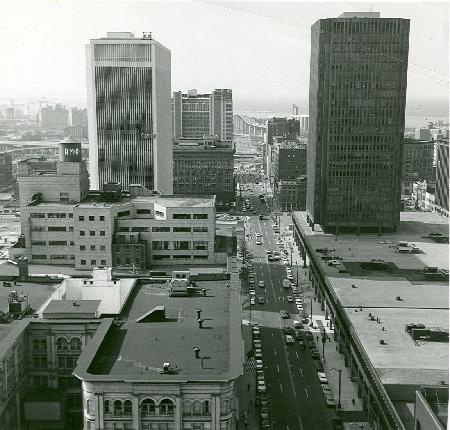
{"left": 86, "top": 32, "right": 173, "bottom": 193}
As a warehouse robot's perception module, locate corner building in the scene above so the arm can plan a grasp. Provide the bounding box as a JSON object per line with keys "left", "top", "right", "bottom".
{"left": 307, "top": 13, "right": 410, "bottom": 233}
{"left": 86, "top": 32, "right": 173, "bottom": 193}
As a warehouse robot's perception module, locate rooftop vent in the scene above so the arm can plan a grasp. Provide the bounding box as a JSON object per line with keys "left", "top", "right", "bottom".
{"left": 379, "top": 339, "right": 386, "bottom": 345}
{"left": 193, "top": 347, "right": 200, "bottom": 358}
{"left": 72, "top": 301, "right": 79, "bottom": 307}
{"left": 197, "top": 318, "right": 204, "bottom": 329}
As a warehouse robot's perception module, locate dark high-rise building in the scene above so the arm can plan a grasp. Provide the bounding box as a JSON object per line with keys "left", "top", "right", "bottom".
{"left": 0, "top": 152, "right": 13, "bottom": 188}
{"left": 306, "top": 12, "right": 410, "bottom": 233}
{"left": 435, "top": 139, "right": 449, "bottom": 217}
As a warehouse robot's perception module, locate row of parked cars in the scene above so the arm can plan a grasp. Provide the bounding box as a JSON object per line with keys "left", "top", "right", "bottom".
{"left": 252, "top": 324, "right": 271, "bottom": 429}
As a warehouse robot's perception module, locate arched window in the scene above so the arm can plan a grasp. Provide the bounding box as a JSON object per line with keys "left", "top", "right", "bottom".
{"left": 182, "top": 400, "right": 191, "bottom": 415}
{"left": 104, "top": 400, "right": 111, "bottom": 415}
{"left": 123, "top": 400, "right": 132, "bottom": 416}
{"left": 202, "top": 400, "right": 210, "bottom": 415}
{"left": 141, "top": 399, "right": 156, "bottom": 417}
{"left": 87, "top": 399, "right": 94, "bottom": 414}
{"left": 56, "top": 338, "right": 68, "bottom": 351}
{"left": 159, "top": 399, "right": 174, "bottom": 416}
{"left": 70, "top": 338, "right": 81, "bottom": 351}
{"left": 113, "top": 400, "right": 123, "bottom": 416}
{"left": 193, "top": 400, "right": 202, "bottom": 416}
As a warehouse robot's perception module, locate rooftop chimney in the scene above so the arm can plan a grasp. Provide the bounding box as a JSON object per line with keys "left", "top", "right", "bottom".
{"left": 195, "top": 308, "right": 202, "bottom": 319}
{"left": 193, "top": 347, "right": 200, "bottom": 358}
{"left": 197, "top": 319, "right": 204, "bottom": 329}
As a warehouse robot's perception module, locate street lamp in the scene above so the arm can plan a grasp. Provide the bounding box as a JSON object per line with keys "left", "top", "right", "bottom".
{"left": 329, "top": 367, "right": 342, "bottom": 410}
{"left": 321, "top": 328, "right": 327, "bottom": 361}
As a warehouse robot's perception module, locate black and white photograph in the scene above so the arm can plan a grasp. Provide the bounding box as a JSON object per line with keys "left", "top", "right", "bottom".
{"left": 0, "top": 0, "right": 448, "bottom": 429}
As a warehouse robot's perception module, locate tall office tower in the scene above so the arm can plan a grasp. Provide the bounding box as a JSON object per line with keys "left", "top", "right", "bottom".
{"left": 172, "top": 89, "right": 233, "bottom": 141}
{"left": 86, "top": 32, "right": 173, "bottom": 193}
{"left": 307, "top": 12, "right": 410, "bottom": 233}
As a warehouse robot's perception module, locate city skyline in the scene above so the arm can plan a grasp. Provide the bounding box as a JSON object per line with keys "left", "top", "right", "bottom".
{"left": 0, "top": 0, "right": 448, "bottom": 117}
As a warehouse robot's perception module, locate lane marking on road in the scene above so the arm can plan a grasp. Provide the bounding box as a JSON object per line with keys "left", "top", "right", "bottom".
{"left": 276, "top": 364, "right": 280, "bottom": 373}
{"left": 299, "top": 368, "right": 303, "bottom": 377}
{"left": 298, "top": 416, "right": 304, "bottom": 430}
{"left": 304, "top": 387, "right": 309, "bottom": 398}
{"left": 295, "top": 351, "right": 298, "bottom": 359}
{"left": 279, "top": 383, "right": 283, "bottom": 392}
{"left": 274, "top": 349, "right": 277, "bottom": 356}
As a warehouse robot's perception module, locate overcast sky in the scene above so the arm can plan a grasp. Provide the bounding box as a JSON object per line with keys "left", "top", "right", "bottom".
{"left": 0, "top": 0, "right": 448, "bottom": 116}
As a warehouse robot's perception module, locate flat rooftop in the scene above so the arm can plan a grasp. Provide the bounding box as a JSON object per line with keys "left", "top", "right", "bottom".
{"left": 75, "top": 277, "right": 243, "bottom": 381}
{"left": 43, "top": 300, "right": 101, "bottom": 317}
{"left": 0, "top": 281, "right": 61, "bottom": 315}
{"left": 293, "top": 211, "right": 449, "bottom": 387}
{"left": 28, "top": 194, "right": 216, "bottom": 209}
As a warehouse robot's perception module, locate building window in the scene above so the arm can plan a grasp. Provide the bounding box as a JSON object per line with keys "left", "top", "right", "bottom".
{"left": 33, "top": 356, "right": 48, "bottom": 369}
{"left": 152, "top": 226, "right": 170, "bottom": 232}
{"left": 80, "top": 245, "right": 86, "bottom": 251}
{"left": 123, "top": 400, "right": 132, "bottom": 416}
{"left": 173, "top": 227, "right": 191, "bottom": 232}
{"left": 182, "top": 400, "right": 192, "bottom": 415}
{"left": 31, "top": 240, "right": 46, "bottom": 246}
{"left": 91, "top": 260, "right": 96, "bottom": 265}
{"left": 90, "top": 245, "right": 95, "bottom": 251}
{"left": 173, "top": 213, "right": 191, "bottom": 219}
{"left": 100, "top": 231, "right": 105, "bottom": 236}
{"left": 48, "top": 226, "right": 67, "bottom": 232}
{"left": 202, "top": 401, "right": 210, "bottom": 415}
{"left": 155, "top": 210, "right": 165, "bottom": 218}
{"left": 104, "top": 400, "right": 111, "bottom": 415}
{"left": 48, "top": 241, "right": 67, "bottom": 246}
{"left": 32, "top": 254, "right": 47, "bottom": 260}
{"left": 152, "top": 241, "right": 170, "bottom": 250}
{"left": 88, "top": 216, "right": 94, "bottom": 221}
{"left": 193, "top": 400, "right": 202, "bottom": 416}
{"left": 100, "top": 216, "right": 105, "bottom": 221}
{"left": 118, "top": 210, "right": 130, "bottom": 218}
{"left": 56, "top": 337, "right": 68, "bottom": 351}
{"left": 114, "top": 400, "right": 123, "bottom": 416}
{"left": 101, "top": 259, "right": 106, "bottom": 265}
{"left": 173, "top": 241, "right": 190, "bottom": 250}
{"left": 81, "top": 260, "right": 86, "bottom": 265}
{"left": 100, "top": 245, "right": 106, "bottom": 251}
{"left": 47, "top": 213, "right": 66, "bottom": 218}
{"left": 137, "top": 209, "right": 151, "bottom": 214}
{"left": 89, "top": 231, "right": 95, "bottom": 236}
{"left": 80, "top": 231, "right": 85, "bottom": 236}
{"left": 118, "top": 227, "right": 129, "bottom": 232}
{"left": 153, "top": 255, "right": 171, "bottom": 260}
{"left": 193, "top": 241, "right": 208, "bottom": 250}
{"left": 30, "top": 213, "right": 45, "bottom": 218}
{"left": 193, "top": 214, "right": 208, "bottom": 219}
{"left": 79, "top": 216, "right": 85, "bottom": 221}
{"left": 193, "top": 227, "right": 208, "bottom": 232}
{"left": 142, "top": 399, "right": 156, "bottom": 416}
{"left": 159, "top": 399, "right": 174, "bottom": 416}
{"left": 70, "top": 338, "right": 81, "bottom": 351}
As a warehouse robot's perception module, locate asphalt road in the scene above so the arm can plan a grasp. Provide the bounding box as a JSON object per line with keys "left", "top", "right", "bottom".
{"left": 241, "top": 186, "right": 334, "bottom": 430}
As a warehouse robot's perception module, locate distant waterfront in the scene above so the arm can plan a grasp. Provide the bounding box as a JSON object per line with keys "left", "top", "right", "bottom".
{"left": 236, "top": 111, "right": 449, "bottom": 129}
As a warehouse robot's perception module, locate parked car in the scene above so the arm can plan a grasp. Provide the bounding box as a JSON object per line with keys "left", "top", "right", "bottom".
{"left": 294, "top": 330, "right": 303, "bottom": 341}
{"left": 287, "top": 296, "right": 294, "bottom": 303}
{"left": 298, "top": 340, "right": 306, "bottom": 350}
{"left": 258, "top": 296, "right": 265, "bottom": 304}
{"left": 318, "top": 372, "right": 328, "bottom": 384}
{"left": 326, "top": 393, "right": 336, "bottom": 407}
{"left": 311, "top": 349, "right": 320, "bottom": 360}
{"left": 285, "top": 335, "right": 294, "bottom": 344}
{"left": 256, "top": 360, "right": 263, "bottom": 370}
{"left": 250, "top": 297, "right": 256, "bottom": 305}
{"left": 259, "top": 280, "right": 265, "bottom": 288}
{"left": 305, "top": 331, "right": 313, "bottom": 340}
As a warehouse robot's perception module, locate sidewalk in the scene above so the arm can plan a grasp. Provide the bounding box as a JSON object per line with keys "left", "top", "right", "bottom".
{"left": 236, "top": 322, "right": 260, "bottom": 430}
{"left": 287, "top": 234, "right": 371, "bottom": 428}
